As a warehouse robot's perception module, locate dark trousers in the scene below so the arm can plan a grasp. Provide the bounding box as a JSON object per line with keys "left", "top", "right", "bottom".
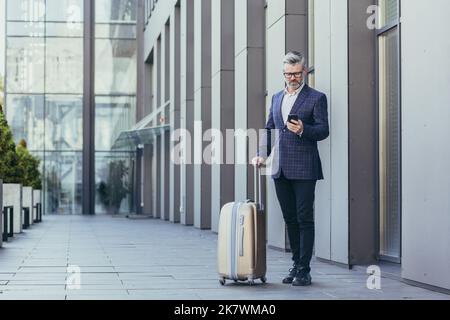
{"left": 274, "top": 170, "right": 316, "bottom": 273}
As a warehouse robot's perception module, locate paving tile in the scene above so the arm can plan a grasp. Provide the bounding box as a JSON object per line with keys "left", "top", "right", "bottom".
{"left": 0, "top": 215, "right": 447, "bottom": 300}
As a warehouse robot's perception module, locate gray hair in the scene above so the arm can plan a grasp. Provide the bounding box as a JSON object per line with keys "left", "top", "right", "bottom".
{"left": 283, "top": 51, "right": 307, "bottom": 67}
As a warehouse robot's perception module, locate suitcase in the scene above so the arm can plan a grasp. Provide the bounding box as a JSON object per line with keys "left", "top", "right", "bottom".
{"left": 217, "top": 167, "right": 267, "bottom": 285}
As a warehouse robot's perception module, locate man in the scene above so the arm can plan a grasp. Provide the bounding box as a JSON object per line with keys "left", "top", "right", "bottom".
{"left": 253, "top": 51, "right": 329, "bottom": 286}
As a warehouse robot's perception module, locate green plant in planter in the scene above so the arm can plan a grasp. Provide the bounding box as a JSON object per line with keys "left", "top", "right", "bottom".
{"left": 0, "top": 105, "right": 23, "bottom": 183}
{"left": 97, "top": 160, "right": 130, "bottom": 214}
{"left": 16, "top": 139, "right": 42, "bottom": 189}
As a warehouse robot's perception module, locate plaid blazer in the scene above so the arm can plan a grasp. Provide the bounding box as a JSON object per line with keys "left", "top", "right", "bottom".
{"left": 260, "top": 84, "right": 329, "bottom": 180}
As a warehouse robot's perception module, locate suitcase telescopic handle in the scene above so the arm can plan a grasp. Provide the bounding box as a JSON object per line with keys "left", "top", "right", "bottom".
{"left": 254, "top": 165, "right": 263, "bottom": 211}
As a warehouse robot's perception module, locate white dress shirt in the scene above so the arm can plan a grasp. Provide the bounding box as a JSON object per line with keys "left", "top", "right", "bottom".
{"left": 281, "top": 82, "right": 305, "bottom": 124}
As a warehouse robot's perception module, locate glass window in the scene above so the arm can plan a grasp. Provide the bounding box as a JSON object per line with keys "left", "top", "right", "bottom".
{"left": 378, "top": 27, "right": 401, "bottom": 261}
{"left": 95, "top": 39, "right": 137, "bottom": 95}
{"left": 379, "top": 0, "right": 398, "bottom": 28}
{"left": 7, "top": 0, "right": 45, "bottom": 22}
{"left": 5, "top": 94, "right": 45, "bottom": 150}
{"left": 6, "top": 37, "right": 45, "bottom": 93}
{"left": 45, "top": 0, "right": 83, "bottom": 22}
{"left": 95, "top": 96, "right": 136, "bottom": 151}
{"left": 95, "top": 152, "right": 135, "bottom": 214}
{"left": 7, "top": 21, "right": 45, "bottom": 37}
{"left": 45, "top": 95, "right": 83, "bottom": 151}
{"left": 46, "top": 22, "right": 83, "bottom": 37}
{"left": 44, "top": 151, "right": 83, "bottom": 215}
{"left": 45, "top": 38, "right": 83, "bottom": 94}
{"left": 95, "top": 0, "right": 137, "bottom": 23}
{"left": 96, "top": 24, "right": 137, "bottom": 39}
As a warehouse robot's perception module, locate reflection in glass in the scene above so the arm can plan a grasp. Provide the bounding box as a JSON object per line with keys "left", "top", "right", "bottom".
{"left": 379, "top": 27, "right": 401, "bottom": 260}
{"left": 7, "top": 37, "right": 45, "bottom": 93}
{"left": 6, "top": 94, "right": 45, "bottom": 150}
{"left": 7, "top": 21, "right": 45, "bottom": 37}
{"left": 46, "top": 22, "right": 83, "bottom": 37}
{"left": 95, "top": 24, "right": 136, "bottom": 39}
{"left": 379, "top": 0, "right": 398, "bottom": 28}
{"left": 95, "top": 0, "right": 137, "bottom": 23}
{"left": 95, "top": 39, "right": 137, "bottom": 95}
{"left": 45, "top": 95, "right": 83, "bottom": 151}
{"left": 7, "top": 0, "right": 45, "bottom": 22}
{"left": 95, "top": 152, "right": 135, "bottom": 214}
{"left": 44, "top": 151, "right": 82, "bottom": 215}
{"left": 46, "top": 38, "right": 83, "bottom": 94}
{"left": 95, "top": 96, "right": 136, "bottom": 151}
{"left": 45, "top": 0, "right": 83, "bottom": 22}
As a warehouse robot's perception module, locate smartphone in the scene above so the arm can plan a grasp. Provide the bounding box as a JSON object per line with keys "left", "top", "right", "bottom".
{"left": 287, "top": 114, "right": 299, "bottom": 124}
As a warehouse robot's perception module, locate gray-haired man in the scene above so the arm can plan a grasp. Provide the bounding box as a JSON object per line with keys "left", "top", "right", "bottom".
{"left": 253, "top": 51, "right": 329, "bottom": 286}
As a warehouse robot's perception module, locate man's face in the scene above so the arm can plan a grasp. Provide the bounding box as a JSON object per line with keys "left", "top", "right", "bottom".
{"left": 284, "top": 63, "right": 304, "bottom": 90}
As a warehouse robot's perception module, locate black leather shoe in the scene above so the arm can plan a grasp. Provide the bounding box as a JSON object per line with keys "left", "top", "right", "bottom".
{"left": 282, "top": 266, "right": 298, "bottom": 284}
{"left": 292, "top": 271, "right": 312, "bottom": 286}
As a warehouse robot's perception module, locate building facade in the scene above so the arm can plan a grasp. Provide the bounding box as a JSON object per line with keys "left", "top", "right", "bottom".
{"left": 137, "top": 0, "right": 450, "bottom": 292}
{"left": 3, "top": 0, "right": 138, "bottom": 215}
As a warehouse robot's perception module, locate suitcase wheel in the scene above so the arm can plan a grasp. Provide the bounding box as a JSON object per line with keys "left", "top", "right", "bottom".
{"left": 261, "top": 276, "right": 267, "bottom": 284}
{"left": 219, "top": 278, "right": 226, "bottom": 286}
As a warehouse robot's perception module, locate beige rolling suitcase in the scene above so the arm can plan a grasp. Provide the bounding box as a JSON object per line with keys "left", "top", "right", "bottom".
{"left": 217, "top": 167, "right": 267, "bottom": 285}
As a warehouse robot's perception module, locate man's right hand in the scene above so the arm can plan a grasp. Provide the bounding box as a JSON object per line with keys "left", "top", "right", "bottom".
{"left": 252, "top": 157, "right": 265, "bottom": 168}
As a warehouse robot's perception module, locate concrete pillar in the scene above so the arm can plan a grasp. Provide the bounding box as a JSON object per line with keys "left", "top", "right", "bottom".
{"left": 153, "top": 37, "right": 161, "bottom": 219}
{"left": 143, "top": 144, "right": 153, "bottom": 216}
{"left": 180, "top": 0, "right": 195, "bottom": 226}
{"left": 169, "top": 5, "right": 181, "bottom": 223}
{"left": 160, "top": 22, "right": 171, "bottom": 221}
{"left": 210, "top": 0, "right": 235, "bottom": 233}
{"left": 265, "top": 0, "right": 308, "bottom": 250}
{"left": 193, "top": 0, "right": 212, "bottom": 230}
{"left": 234, "top": 0, "right": 266, "bottom": 202}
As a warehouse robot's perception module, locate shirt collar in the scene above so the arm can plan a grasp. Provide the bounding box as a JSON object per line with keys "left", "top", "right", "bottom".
{"left": 284, "top": 82, "right": 305, "bottom": 96}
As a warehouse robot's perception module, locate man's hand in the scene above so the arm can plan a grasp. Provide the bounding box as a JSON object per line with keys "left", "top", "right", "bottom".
{"left": 252, "top": 157, "right": 265, "bottom": 168}
{"left": 287, "top": 119, "right": 304, "bottom": 135}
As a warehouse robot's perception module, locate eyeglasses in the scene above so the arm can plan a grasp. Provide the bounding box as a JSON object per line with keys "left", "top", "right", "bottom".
{"left": 283, "top": 72, "right": 303, "bottom": 79}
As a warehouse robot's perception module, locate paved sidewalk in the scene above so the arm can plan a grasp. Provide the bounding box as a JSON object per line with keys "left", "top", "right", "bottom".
{"left": 0, "top": 215, "right": 448, "bottom": 300}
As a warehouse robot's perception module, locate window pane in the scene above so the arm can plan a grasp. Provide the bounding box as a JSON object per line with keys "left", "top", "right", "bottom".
{"left": 7, "top": 21, "right": 45, "bottom": 37}
{"left": 45, "top": 95, "right": 83, "bottom": 151}
{"left": 44, "top": 151, "right": 82, "bottom": 215}
{"left": 95, "top": 0, "right": 137, "bottom": 23}
{"left": 95, "top": 39, "right": 137, "bottom": 95}
{"left": 7, "top": 0, "right": 45, "bottom": 22}
{"left": 45, "top": 38, "right": 83, "bottom": 94}
{"left": 6, "top": 94, "right": 45, "bottom": 150}
{"left": 379, "top": 0, "right": 398, "bottom": 28}
{"left": 96, "top": 23, "right": 137, "bottom": 39}
{"left": 45, "top": 0, "right": 83, "bottom": 22}
{"left": 95, "top": 96, "right": 136, "bottom": 151}
{"left": 378, "top": 27, "right": 401, "bottom": 260}
{"left": 6, "top": 37, "right": 45, "bottom": 93}
{"left": 46, "top": 22, "right": 83, "bottom": 37}
{"left": 95, "top": 152, "right": 135, "bottom": 214}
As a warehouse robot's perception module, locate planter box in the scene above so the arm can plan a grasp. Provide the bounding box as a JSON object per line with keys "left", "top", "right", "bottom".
{"left": 22, "top": 187, "right": 34, "bottom": 227}
{"left": 3, "top": 184, "right": 23, "bottom": 234}
{"left": 33, "top": 190, "right": 42, "bottom": 222}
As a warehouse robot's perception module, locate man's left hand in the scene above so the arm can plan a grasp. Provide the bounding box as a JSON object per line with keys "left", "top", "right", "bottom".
{"left": 287, "top": 120, "right": 304, "bottom": 135}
